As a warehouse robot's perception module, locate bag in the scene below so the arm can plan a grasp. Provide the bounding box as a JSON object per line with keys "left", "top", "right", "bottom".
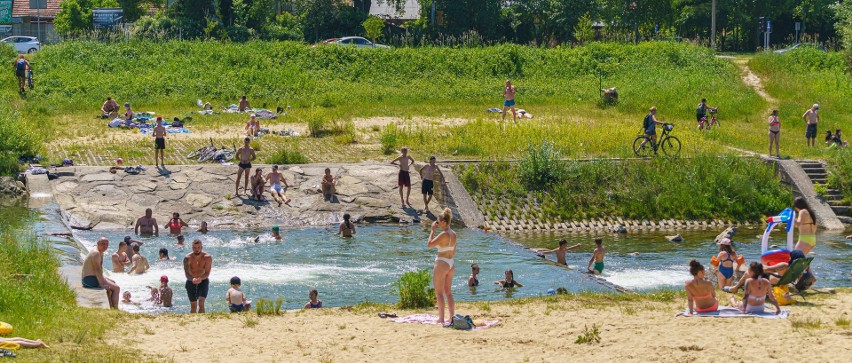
{"left": 16, "top": 60, "right": 26, "bottom": 72}
{"left": 773, "top": 285, "right": 794, "bottom": 306}
{"left": 450, "top": 314, "right": 474, "bottom": 330}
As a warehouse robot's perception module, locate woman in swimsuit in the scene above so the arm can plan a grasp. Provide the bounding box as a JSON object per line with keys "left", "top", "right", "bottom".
{"left": 793, "top": 197, "right": 817, "bottom": 255}
{"left": 495, "top": 270, "right": 523, "bottom": 288}
{"left": 303, "top": 289, "right": 323, "bottom": 309}
{"left": 714, "top": 238, "right": 739, "bottom": 289}
{"left": 729, "top": 262, "right": 781, "bottom": 315}
{"left": 427, "top": 208, "right": 457, "bottom": 325}
{"left": 164, "top": 212, "right": 188, "bottom": 236}
{"left": 768, "top": 109, "right": 780, "bottom": 157}
{"left": 338, "top": 213, "right": 356, "bottom": 237}
{"left": 685, "top": 260, "right": 718, "bottom": 314}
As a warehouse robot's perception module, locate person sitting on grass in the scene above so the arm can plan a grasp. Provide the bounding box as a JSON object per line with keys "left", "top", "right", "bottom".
{"left": 833, "top": 129, "right": 848, "bottom": 148}
{"left": 304, "top": 289, "right": 323, "bottom": 309}
{"left": 468, "top": 263, "right": 480, "bottom": 287}
{"left": 101, "top": 97, "right": 119, "bottom": 117}
{"left": 541, "top": 239, "right": 582, "bottom": 266}
{"left": 226, "top": 276, "right": 251, "bottom": 312}
{"left": 250, "top": 168, "right": 265, "bottom": 201}
{"left": 729, "top": 262, "right": 781, "bottom": 315}
{"left": 685, "top": 259, "right": 718, "bottom": 314}
{"left": 824, "top": 130, "right": 834, "bottom": 146}
{"left": 495, "top": 269, "right": 523, "bottom": 288}
{"left": 322, "top": 168, "right": 336, "bottom": 201}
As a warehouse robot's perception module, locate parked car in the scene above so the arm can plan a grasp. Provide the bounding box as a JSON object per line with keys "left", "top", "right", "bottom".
{"left": 319, "top": 36, "right": 390, "bottom": 49}
{"left": 1, "top": 36, "right": 41, "bottom": 53}
{"left": 774, "top": 43, "right": 826, "bottom": 54}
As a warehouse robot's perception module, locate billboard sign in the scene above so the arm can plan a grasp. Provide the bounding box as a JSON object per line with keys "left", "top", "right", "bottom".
{"left": 93, "top": 8, "right": 124, "bottom": 29}
{"left": 0, "top": 0, "right": 13, "bottom": 24}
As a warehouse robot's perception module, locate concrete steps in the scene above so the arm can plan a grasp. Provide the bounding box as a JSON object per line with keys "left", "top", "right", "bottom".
{"left": 797, "top": 160, "right": 851, "bottom": 219}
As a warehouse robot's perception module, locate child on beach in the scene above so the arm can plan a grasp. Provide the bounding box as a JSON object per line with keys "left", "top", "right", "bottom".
{"left": 226, "top": 276, "right": 251, "bottom": 312}
{"left": 390, "top": 147, "right": 415, "bottom": 208}
{"left": 729, "top": 262, "right": 781, "bottom": 315}
{"left": 542, "top": 239, "right": 582, "bottom": 266}
{"left": 304, "top": 289, "right": 323, "bottom": 309}
{"left": 468, "top": 264, "right": 480, "bottom": 287}
{"left": 587, "top": 239, "right": 606, "bottom": 274}
{"left": 685, "top": 260, "right": 718, "bottom": 314}
{"left": 714, "top": 238, "right": 740, "bottom": 289}
{"left": 495, "top": 270, "right": 523, "bottom": 288}
{"left": 159, "top": 275, "right": 173, "bottom": 307}
{"left": 322, "top": 168, "right": 336, "bottom": 201}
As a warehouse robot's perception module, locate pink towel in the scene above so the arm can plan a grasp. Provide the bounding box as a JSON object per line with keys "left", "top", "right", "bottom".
{"left": 390, "top": 314, "right": 500, "bottom": 330}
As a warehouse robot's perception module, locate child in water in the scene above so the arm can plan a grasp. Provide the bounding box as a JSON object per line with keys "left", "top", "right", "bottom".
{"left": 271, "top": 226, "right": 282, "bottom": 241}
{"left": 304, "top": 289, "right": 323, "bottom": 309}
{"left": 226, "top": 276, "right": 251, "bottom": 312}
{"left": 587, "top": 239, "right": 606, "bottom": 274}
{"left": 495, "top": 270, "right": 523, "bottom": 288}
{"left": 159, "top": 275, "right": 173, "bottom": 307}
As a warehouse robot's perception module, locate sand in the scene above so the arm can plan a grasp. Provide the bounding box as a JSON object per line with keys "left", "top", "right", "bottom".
{"left": 114, "top": 289, "right": 852, "bottom": 362}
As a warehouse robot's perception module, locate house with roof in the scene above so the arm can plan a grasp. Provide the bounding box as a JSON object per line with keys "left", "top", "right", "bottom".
{"left": 367, "top": 0, "right": 420, "bottom": 25}
{"left": 10, "top": 0, "right": 61, "bottom": 42}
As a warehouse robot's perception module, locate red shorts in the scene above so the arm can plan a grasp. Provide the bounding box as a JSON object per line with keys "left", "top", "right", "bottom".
{"left": 398, "top": 171, "right": 411, "bottom": 187}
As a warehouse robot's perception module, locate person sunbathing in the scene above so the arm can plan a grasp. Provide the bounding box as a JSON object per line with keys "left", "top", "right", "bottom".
{"left": 0, "top": 337, "right": 49, "bottom": 349}
{"left": 729, "top": 262, "right": 781, "bottom": 315}
{"left": 685, "top": 260, "right": 717, "bottom": 314}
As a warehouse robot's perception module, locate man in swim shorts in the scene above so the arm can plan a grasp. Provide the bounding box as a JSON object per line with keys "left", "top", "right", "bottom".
{"left": 184, "top": 239, "right": 213, "bottom": 313}
{"left": 390, "top": 147, "right": 415, "bottom": 208}
{"left": 111, "top": 241, "right": 131, "bottom": 273}
{"left": 542, "top": 239, "right": 582, "bottom": 266}
{"left": 81, "top": 237, "right": 121, "bottom": 309}
{"left": 135, "top": 208, "right": 159, "bottom": 236}
{"left": 153, "top": 117, "right": 167, "bottom": 167}
{"left": 802, "top": 104, "right": 819, "bottom": 147}
{"left": 265, "top": 165, "right": 290, "bottom": 206}
{"left": 587, "top": 238, "right": 606, "bottom": 274}
{"left": 235, "top": 137, "right": 256, "bottom": 197}
{"left": 502, "top": 80, "right": 517, "bottom": 122}
{"left": 418, "top": 156, "right": 447, "bottom": 214}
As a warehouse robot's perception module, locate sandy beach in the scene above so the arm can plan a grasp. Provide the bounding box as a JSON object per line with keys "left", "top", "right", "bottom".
{"left": 114, "top": 289, "right": 852, "bottom": 362}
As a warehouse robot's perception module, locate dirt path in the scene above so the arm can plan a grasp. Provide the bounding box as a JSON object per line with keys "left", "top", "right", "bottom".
{"left": 732, "top": 57, "right": 777, "bottom": 104}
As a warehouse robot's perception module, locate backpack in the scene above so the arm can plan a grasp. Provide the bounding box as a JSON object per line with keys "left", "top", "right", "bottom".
{"left": 643, "top": 114, "right": 653, "bottom": 130}
{"left": 696, "top": 103, "right": 706, "bottom": 116}
{"left": 16, "top": 60, "right": 26, "bottom": 72}
{"left": 450, "top": 314, "right": 475, "bottom": 330}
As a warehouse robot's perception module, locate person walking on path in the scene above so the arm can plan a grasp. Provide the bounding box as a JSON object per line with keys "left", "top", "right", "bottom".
{"left": 81, "top": 237, "right": 121, "bottom": 309}
{"left": 153, "top": 117, "right": 167, "bottom": 167}
{"left": 390, "top": 147, "right": 415, "bottom": 208}
{"left": 802, "top": 104, "right": 819, "bottom": 147}
{"left": 427, "top": 208, "right": 457, "bottom": 325}
{"left": 235, "top": 137, "right": 256, "bottom": 196}
{"left": 184, "top": 240, "right": 213, "bottom": 313}
{"left": 418, "top": 156, "right": 447, "bottom": 214}
{"left": 14, "top": 55, "right": 29, "bottom": 94}
{"left": 502, "top": 80, "right": 517, "bottom": 122}
{"left": 768, "top": 109, "right": 781, "bottom": 157}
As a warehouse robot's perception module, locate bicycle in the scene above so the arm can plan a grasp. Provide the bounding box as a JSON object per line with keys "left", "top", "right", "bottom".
{"left": 698, "top": 108, "right": 719, "bottom": 130}
{"left": 26, "top": 68, "right": 33, "bottom": 90}
{"left": 633, "top": 123, "right": 681, "bottom": 157}
{"left": 187, "top": 138, "right": 216, "bottom": 160}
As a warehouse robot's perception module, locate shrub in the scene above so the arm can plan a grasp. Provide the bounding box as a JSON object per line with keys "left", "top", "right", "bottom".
{"left": 391, "top": 269, "right": 435, "bottom": 309}
{"left": 255, "top": 297, "right": 284, "bottom": 316}
{"left": 380, "top": 123, "right": 399, "bottom": 155}
{"left": 266, "top": 148, "right": 309, "bottom": 164}
{"left": 827, "top": 149, "right": 852, "bottom": 203}
{"left": 575, "top": 324, "right": 601, "bottom": 344}
{"left": 518, "top": 140, "right": 565, "bottom": 191}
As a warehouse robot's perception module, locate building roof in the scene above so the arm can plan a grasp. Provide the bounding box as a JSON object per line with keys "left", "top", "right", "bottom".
{"left": 12, "top": 0, "right": 62, "bottom": 19}
{"left": 370, "top": 0, "right": 419, "bottom": 21}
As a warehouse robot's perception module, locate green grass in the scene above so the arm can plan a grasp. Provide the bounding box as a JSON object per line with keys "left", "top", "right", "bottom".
{"left": 0, "top": 45, "right": 41, "bottom": 175}
{"left": 0, "top": 205, "right": 138, "bottom": 362}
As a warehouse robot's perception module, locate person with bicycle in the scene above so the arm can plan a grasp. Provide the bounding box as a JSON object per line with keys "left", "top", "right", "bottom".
{"left": 14, "top": 55, "right": 30, "bottom": 94}
{"left": 643, "top": 106, "right": 664, "bottom": 147}
{"left": 696, "top": 98, "right": 717, "bottom": 130}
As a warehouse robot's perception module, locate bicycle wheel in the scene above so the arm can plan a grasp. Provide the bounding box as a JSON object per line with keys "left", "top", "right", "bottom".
{"left": 633, "top": 135, "right": 655, "bottom": 157}
{"left": 187, "top": 147, "right": 205, "bottom": 159}
{"left": 661, "top": 136, "right": 681, "bottom": 156}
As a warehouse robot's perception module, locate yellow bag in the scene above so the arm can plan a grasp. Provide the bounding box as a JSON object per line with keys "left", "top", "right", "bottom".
{"left": 774, "top": 285, "right": 794, "bottom": 306}
{"left": 0, "top": 342, "right": 20, "bottom": 350}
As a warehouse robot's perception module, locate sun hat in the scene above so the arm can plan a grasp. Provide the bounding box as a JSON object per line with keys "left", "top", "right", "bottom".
{"left": 250, "top": 113, "right": 257, "bottom": 118}
{"left": 717, "top": 238, "right": 732, "bottom": 245}
{"left": 813, "top": 104, "right": 819, "bottom": 109}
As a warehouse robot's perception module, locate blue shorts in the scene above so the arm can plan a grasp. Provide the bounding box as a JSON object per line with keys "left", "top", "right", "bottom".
{"left": 82, "top": 275, "right": 101, "bottom": 288}
{"left": 805, "top": 124, "right": 817, "bottom": 138}
{"left": 230, "top": 303, "right": 245, "bottom": 313}
{"left": 504, "top": 99, "right": 515, "bottom": 107}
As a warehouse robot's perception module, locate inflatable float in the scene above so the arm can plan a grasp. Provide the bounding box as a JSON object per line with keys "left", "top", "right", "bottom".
{"left": 0, "top": 321, "right": 12, "bottom": 334}
{"left": 760, "top": 208, "right": 796, "bottom": 267}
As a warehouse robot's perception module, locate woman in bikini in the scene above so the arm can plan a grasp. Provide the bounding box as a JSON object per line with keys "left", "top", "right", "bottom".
{"left": 338, "top": 213, "right": 355, "bottom": 238}
{"left": 164, "top": 212, "right": 188, "bottom": 236}
{"left": 495, "top": 269, "right": 523, "bottom": 288}
{"left": 793, "top": 196, "right": 817, "bottom": 255}
{"left": 714, "top": 238, "right": 740, "bottom": 289}
{"left": 685, "top": 260, "right": 718, "bottom": 314}
{"left": 427, "top": 208, "right": 457, "bottom": 325}
{"left": 768, "top": 109, "right": 780, "bottom": 157}
{"left": 729, "top": 262, "right": 781, "bottom": 315}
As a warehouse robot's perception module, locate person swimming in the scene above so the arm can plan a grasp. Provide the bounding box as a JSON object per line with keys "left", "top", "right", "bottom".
{"left": 495, "top": 269, "right": 523, "bottom": 288}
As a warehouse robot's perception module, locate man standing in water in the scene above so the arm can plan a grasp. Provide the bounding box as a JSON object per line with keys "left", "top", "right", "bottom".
{"left": 502, "top": 80, "right": 517, "bottom": 122}
{"left": 587, "top": 238, "right": 606, "bottom": 274}
{"left": 390, "top": 147, "right": 415, "bottom": 208}
{"left": 802, "top": 104, "right": 820, "bottom": 147}
{"left": 153, "top": 117, "right": 167, "bottom": 167}
{"left": 184, "top": 240, "right": 213, "bottom": 313}
{"left": 111, "top": 241, "right": 131, "bottom": 273}
{"left": 235, "top": 137, "right": 256, "bottom": 196}
{"left": 418, "top": 156, "right": 447, "bottom": 214}
{"left": 135, "top": 208, "right": 158, "bottom": 236}
{"left": 81, "top": 237, "right": 121, "bottom": 309}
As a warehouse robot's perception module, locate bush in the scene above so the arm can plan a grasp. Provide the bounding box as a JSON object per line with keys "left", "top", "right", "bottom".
{"left": 266, "top": 148, "right": 309, "bottom": 164}
{"left": 828, "top": 149, "right": 852, "bottom": 203}
{"left": 380, "top": 123, "right": 399, "bottom": 155}
{"left": 255, "top": 297, "right": 284, "bottom": 315}
{"left": 392, "top": 269, "right": 435, "bottom": 309}
{"left": 518, "top": 140, "right": 565, "bottom": 191}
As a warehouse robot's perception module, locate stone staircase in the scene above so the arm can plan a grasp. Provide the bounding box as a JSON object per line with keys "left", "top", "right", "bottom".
{"left": 798, "top": 160, "right": 851, "bottom": 223}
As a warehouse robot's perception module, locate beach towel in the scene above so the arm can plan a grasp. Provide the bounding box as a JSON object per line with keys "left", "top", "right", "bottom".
{"left": 675, "top": 306, "right": 789, "bottom": 319}
{"left": 254, "top": 110, "right": 278, "bottom": 119}
{"left": 486, "top": 107, "right": 502, "bottom": 113}
{"left": 390, "top": 314, "right": 499, "bottom": 330}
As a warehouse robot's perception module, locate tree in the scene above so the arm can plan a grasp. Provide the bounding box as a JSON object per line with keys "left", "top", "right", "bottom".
{"left": 54, "top": 0, "right": 92, "bottom": 36}
{"left": 834, "top": 0, "right": 852, "bottom": 65}
{"left": 118, "top": 0, "right": 145, "bottom": 22}
{"left": 573, "top": 12, "right": 595, "bottom": 44}
{"left": 362, "top": 15, "right": 384, "bottom": 42}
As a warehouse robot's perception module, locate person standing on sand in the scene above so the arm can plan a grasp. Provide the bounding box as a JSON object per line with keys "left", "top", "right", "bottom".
{"left": 81, "top": 237, "right": 121, "bottom": 309}
{"left": 184, "top": 240, "right": 213, "bottom": 313}
{"left": 587, "top": 238, "right": 606, "bottom": 274}
{"left": 502, "top": 80, "right": 517, "bottom": 122}
{"left": 111, "top": 241, "right": 131, "bottom": 273}
{"left": 164, "top": 212, "right": 189, "bottom": 236}
{"left": 685, "top": 260, "right": 718, "bottom": 314}
{"left": 235, "top": 137, "right": 256, "bottom": 196}
{"left": 135, "top": 208, "right": 158, "bottom": 236}
{"left": 802, "top": 104, "right": 819, "bottom": 147}
{"left": 427, "top": 208, "right": 457, "bottom": 325}
{"left": 266, "top": 165, "right": 291, "bottom": 206}
{"left": 768, "top": 109, "right": 781, "bottom": 157}
{"left": 542, "top": 239, "right": 582, "bottom": 266}
{"left": 418, "top": 156, "right": 447, "bottom": 214}
{"left": 390, "top": 147, "right": 415, "bottom": 208}
{"left": 153, "top": 117, "right": 167, "bottom": 167}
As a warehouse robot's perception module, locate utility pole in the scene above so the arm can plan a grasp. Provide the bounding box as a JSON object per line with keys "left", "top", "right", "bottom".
{"left": 711, "top": 0, "right": 717, "bottom": 48}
